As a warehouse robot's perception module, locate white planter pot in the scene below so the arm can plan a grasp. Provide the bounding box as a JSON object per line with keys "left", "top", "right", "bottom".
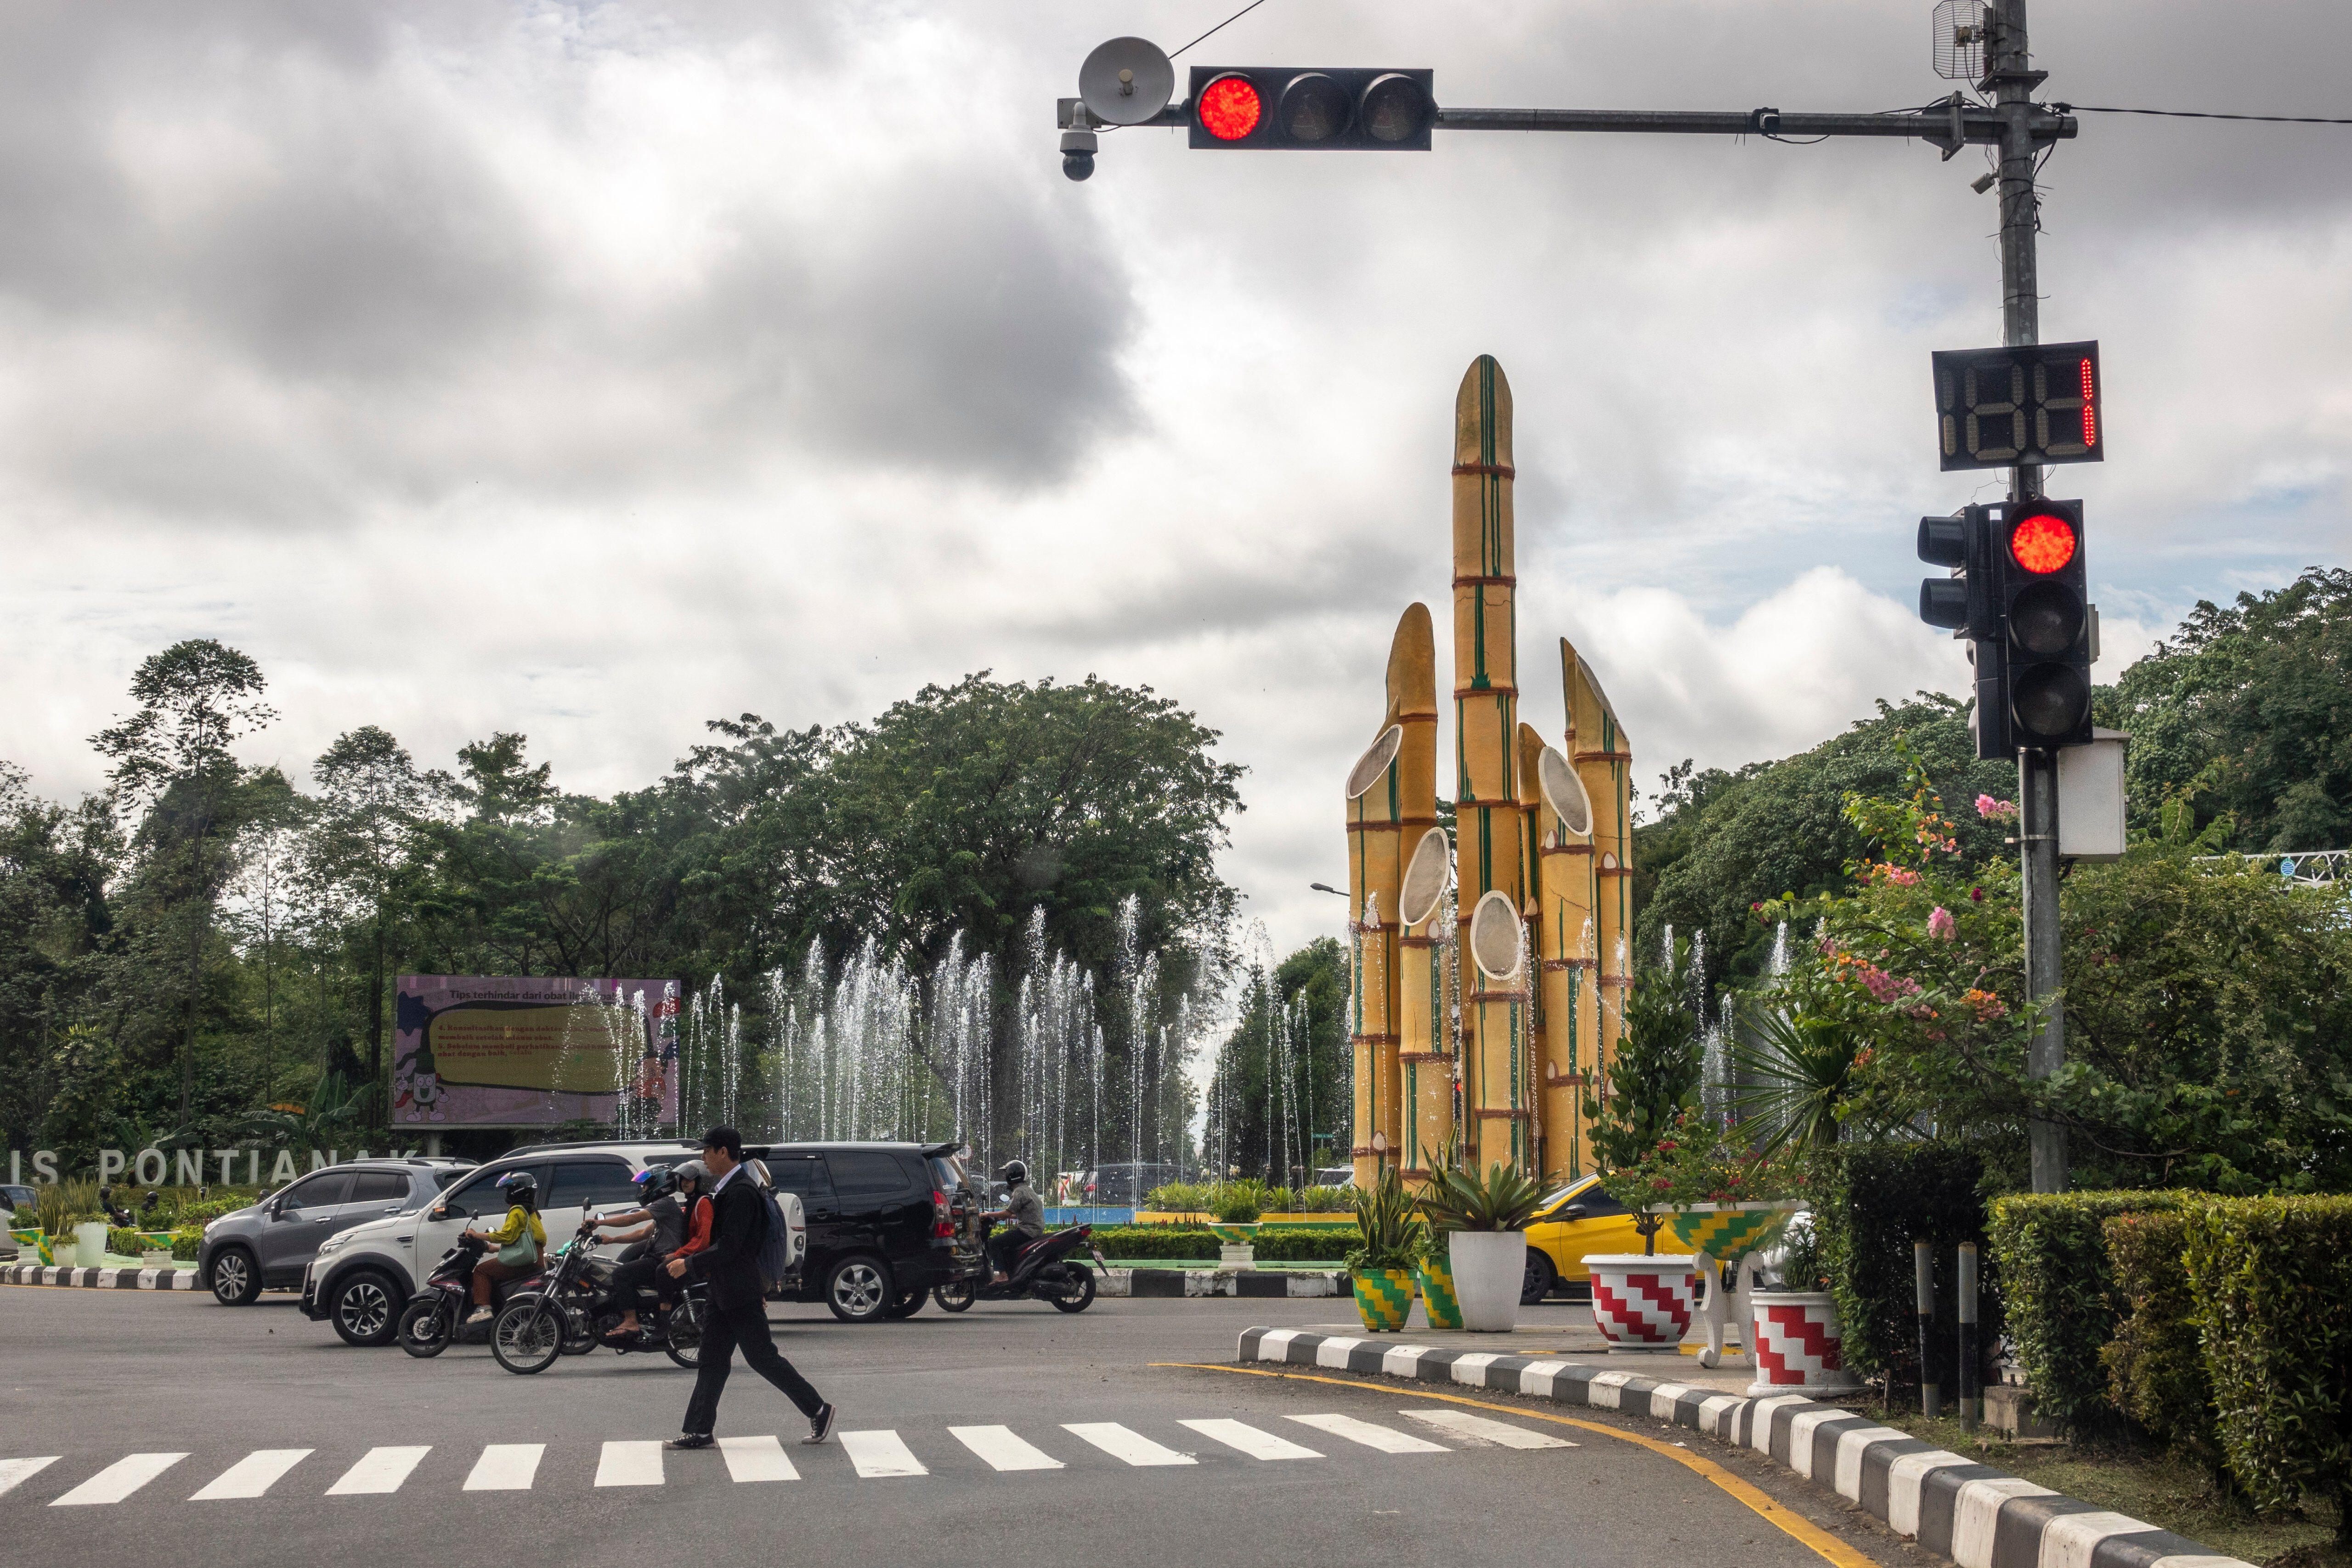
{"left": 1586, "top": 1253, "right": 1699, "bottom": 1352}
{"left": 51, "top": 1240, "right": 77, "bottom": 1269}
{"left": 1219, "top": 1244, "right": 1255, "bottom": 1268}
{"left": 142, "top": 1250, "right": 174, "bottom": 1268}
{"left": 75, "top": 1221, "right": 110, "bottom": 1266}
{"left": 1747, "top": 1291, "right": 1863, "bottom": 1395}
{"left": 1447, "top": 1231, "right": 1526, "bottom": 1332}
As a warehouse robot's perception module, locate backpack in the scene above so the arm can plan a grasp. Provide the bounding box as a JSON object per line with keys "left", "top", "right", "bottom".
{"left": 755, "top": 1186, "right": 805, "bottom": 1290}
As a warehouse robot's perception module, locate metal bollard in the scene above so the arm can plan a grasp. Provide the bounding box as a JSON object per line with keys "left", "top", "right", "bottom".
{"left": 1914, "top": 1239, "right": 1939, "bottom": 1418}
{"left": 1957, "top": 1241, "right": 1980, "bottom": 1432}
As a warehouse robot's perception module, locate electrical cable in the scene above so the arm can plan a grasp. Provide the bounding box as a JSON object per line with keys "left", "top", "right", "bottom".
{"left": 2054, "top": 102, "right": 2352, "bottom": 125}
{"left": 1171, "top": 0, "right": 1271, "bottom": 60}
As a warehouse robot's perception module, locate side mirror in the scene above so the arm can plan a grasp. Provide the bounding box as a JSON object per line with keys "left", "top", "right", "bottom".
{"left": 429, "top": 1203, "right": 449, "bottom": 1221}
{"left": 1561, "top": 1204, "right": 1589, "bottom": 1220}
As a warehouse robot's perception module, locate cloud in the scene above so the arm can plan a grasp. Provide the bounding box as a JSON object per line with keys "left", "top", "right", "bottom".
{"left": 1, "top": 0, "right": 2345, "bottom": 969}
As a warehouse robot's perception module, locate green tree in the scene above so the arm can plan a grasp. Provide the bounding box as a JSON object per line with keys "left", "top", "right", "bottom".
{"left": 305, "top": 727, "right": 432, "bottom": 1124}
{"left": 1584, "top": 935, "right": 1703, "bottom": 1250}
{"left": 1206, "top": 938, "right": 1349, "bottom": 1183}
{"left": 2103, "top": 566, "right": 2352, "bottom": 851}
{"left": 90, "top": 640, "right": 277, "bottom": 1121}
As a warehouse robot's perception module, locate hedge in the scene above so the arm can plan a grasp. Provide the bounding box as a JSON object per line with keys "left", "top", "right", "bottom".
{"left": 2181, "top": 1194, "right": 2352, "bottom": 1541}
{"left": 171, "top": 1228, "right": 202, "bottom": 1262}
{"left": 1088, "top": 1225, "right": 1219, "bottom": 1260}
{"left": 1988, "top": 1189, "right": 2184, "bottom": 1434}
{"left": 1250, "top": 1227, "right": 1355, "bottom": 1262}
{"left": 1813, "top": 1144, "right": 2001, "bottom": 1393}
{"left": 2101, "top": 1210, "right": 2222, "bottom": 1479}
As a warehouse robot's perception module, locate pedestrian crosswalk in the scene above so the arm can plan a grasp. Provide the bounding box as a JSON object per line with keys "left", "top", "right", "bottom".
{"left": 3, "top": 1408, "right": 1577, "bottom": 1507}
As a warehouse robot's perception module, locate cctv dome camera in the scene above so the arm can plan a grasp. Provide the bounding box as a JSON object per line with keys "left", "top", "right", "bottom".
{"left": 1061, "top": 129, "right": 1097, "bottom": 183}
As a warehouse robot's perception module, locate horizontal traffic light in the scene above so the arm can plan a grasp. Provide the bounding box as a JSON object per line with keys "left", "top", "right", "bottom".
{"left": 1187, "top": 67, "right": 1435, "bottom": 150}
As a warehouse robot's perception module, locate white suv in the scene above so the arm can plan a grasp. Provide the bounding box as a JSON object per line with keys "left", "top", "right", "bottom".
{"left": 300, "top": 1140, "right": 696, "bottom": 1347}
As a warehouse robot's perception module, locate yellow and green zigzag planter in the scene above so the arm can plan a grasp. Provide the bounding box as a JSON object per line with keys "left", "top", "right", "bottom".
{"left": 1353, "top": 1267, "right": 1415, "bottom": 1332}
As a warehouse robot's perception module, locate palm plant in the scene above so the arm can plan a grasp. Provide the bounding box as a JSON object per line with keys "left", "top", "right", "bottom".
{"left": 1415, "top": 1161, "right": 1548, "bottom": 1234}
{"left": 1725, "top": 995, "right": 1858, "bottom": 1160}
{"left": 1346, "top": 1164, "right": 1427, "bottom": 1272}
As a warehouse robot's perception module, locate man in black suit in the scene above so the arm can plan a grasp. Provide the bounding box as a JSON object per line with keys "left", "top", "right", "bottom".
{"left": 664, "top": 1126, "right": 836, "bottom": 1450}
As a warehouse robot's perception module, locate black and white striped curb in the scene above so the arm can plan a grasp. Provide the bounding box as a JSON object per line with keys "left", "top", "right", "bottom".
{"left": 4, "top": 1264, "right": 203, "bottom": 1291}
{"left": 1238, "top": 1328, "right": 2250, "bottom": 1568}
{"left": 1101, "top": 1268, "right": 1346, "bottom": 1298}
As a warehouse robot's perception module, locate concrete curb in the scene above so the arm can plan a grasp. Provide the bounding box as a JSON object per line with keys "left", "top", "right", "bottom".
{"left": 1237, "top": 1328, "right": 2251, "bottom": 1568}
{"left": 3, "top": 1263, "right": 204, "bottom": 1291}
{"left": 1098, "top": 1268, "right": 1346, "bottom": 1298}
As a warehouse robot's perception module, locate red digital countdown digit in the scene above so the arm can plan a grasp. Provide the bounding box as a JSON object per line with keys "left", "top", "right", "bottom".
{"left": 1931, "top": 340, "right": 2103, "bottom": 471}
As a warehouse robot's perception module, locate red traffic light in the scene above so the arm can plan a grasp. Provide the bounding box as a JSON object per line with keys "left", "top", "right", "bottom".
{"left": 1198, "top": 75, "right": 1262, "bottom": 141}
{"left": 2009, "top": 510, "right": 2077, "bottom": 575}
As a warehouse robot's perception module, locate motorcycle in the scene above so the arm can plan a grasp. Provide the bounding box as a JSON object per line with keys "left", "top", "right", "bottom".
{"left": 931, "top": 1223, "right": 1104, "bottom": 1314}
{"left": 396, "top": 1234, "right": 490, "bottom": 1358}
{"left": 491, "top": 1217, "right": 705, "bottom": 1374}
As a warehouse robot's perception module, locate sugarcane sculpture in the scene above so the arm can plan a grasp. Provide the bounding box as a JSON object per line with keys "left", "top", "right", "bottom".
{"left": 1344, "top": 355, "right": 1633, "bottom": 1185}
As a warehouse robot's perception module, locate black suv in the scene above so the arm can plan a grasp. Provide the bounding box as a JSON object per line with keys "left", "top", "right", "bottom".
{"left": 754, "top": 1141, "right": 982, "bottom": 1323}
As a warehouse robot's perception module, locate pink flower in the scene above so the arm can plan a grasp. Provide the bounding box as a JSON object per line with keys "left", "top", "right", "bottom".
{"left": 1860, "top": 964, "right": 1922, "bottom": 1004}
{"left": 1976, "top": 794, "right": 2018, "bottom": 822}
{"left": 1928, "top": 906, "right": 1956, "bottom": 940}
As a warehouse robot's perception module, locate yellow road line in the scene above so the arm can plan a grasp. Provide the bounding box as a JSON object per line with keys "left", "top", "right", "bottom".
{"left": 1151, "top": 1362, "right": 1877, "bottom": 1568}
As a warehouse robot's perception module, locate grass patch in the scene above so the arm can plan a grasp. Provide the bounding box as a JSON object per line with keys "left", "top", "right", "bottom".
{"left": 1870, "top": 1410, "right": 2346, "bottom": 1567}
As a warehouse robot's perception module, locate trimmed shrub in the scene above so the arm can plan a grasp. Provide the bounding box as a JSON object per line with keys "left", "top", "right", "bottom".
{"left": 1250, "top": 1227, "right": 1354, "bottom": 1262}
{"left": 176, "top": 1197, "right": 257, "bottom": 1228}
{"left": 170, "top": 1228, "right": 202, "bottom": 1262}
{"left": 2182, "top": 1194, "right": 2352, "bottom": 1541}
{"left": 106, "top": 1227, "right": 150, "bottom": 1257}
{"left": 1088, "top": 1225, "right": 1219, "bottom": 1260}
{"left": 1292, "top": 1186, "right": 1354, "bottom": 1213}
{"left": 1811, "top": 1143, "right": 2001, "bottom": 1394}
{"left": 2102, "top": 1210, "right": 2222, "bottom": 1479}
{"left": 1989, "top": 1189, "right": 2184, "bottom": 1433}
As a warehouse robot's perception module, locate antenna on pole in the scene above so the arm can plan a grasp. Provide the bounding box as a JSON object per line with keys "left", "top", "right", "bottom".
{"left": 1931, "top": 0, "right": 1990, "bottom": 81}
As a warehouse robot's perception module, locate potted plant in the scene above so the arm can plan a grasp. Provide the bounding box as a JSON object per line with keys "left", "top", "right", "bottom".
{"left": 1346, "top": 1166, "right": 1425, "bottom": 1333}
{"left": 1417, "top": 1161, "right": 1546, "bottom": 1332}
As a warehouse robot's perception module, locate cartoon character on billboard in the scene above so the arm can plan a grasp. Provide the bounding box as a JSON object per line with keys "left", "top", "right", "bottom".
{"left": 393, "top": 988, "right": 444, "bottom": 1124}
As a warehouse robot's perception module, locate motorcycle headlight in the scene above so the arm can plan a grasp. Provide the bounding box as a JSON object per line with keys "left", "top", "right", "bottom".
{"left": 316, "top": 1236, "right": 345, "bottom": 1257}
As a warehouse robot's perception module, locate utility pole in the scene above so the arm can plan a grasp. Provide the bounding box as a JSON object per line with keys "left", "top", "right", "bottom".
{"left": 1989, "top": 0, "right": 2068, "bottom": 1194}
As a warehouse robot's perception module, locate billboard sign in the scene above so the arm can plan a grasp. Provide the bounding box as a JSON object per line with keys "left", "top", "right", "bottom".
{"left": 393, "top": 975, "right": 678, "bottom": 1130}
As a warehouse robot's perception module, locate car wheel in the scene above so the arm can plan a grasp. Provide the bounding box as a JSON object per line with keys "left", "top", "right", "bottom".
{"left": 824, "top": 1256, "right": 893, "bottom": 1323}
{"left": 882, "top": 1284, "right": 927, "bottom": 1319}
{"left": 1520, "top": 1249, "right": 1558, "bottom": 1306}
{"left": 932, "top": 1281, "right": 976, "bottom": 1313}
{"left": 209, "top": 1246, "right": 261, "bottom": 1306}
{"left": 331, "top": 1269, "right": 401, "bottom": 1347}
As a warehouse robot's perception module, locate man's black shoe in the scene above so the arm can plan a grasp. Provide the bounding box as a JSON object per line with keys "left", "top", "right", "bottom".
{"left": 665, "top": 1433, "right": 714, "bottom": 1451}
{"left": 803, "top": 1403, "right": 836, "bottom": 1446}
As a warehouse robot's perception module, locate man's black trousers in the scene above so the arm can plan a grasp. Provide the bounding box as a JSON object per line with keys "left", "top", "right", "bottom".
{"left": 683, "top": 1296, "right": 823, "bottom": 1435}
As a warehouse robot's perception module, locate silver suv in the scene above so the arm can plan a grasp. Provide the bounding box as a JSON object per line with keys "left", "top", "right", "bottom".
{"left": 300, "top": 1140, "right": 695, "bottom": 1347}
{"left": 199, "top": 1159, "right": 476, "bottom": 1311}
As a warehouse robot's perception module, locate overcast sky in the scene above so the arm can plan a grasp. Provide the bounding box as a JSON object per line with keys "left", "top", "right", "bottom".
{"left": 3, "top": 0, "right": 2347, "bottom": 960}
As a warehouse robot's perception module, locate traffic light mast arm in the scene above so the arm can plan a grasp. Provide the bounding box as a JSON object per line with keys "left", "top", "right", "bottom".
{"left": 1434, "top": 103, "right": 2075, "bottom": 144}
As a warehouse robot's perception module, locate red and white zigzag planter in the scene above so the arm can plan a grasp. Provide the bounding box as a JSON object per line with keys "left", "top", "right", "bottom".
{"left": 1584, "top": 1253, "right": 1697, "bottom": 1351}
{"left": 1748, "top": 1290, "right": 1861, "bottom": 1394}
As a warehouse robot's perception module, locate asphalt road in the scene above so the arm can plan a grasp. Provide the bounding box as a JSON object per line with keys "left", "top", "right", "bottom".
{"left": 1, "top": 1285, "right": 1931, "bottom": 1568}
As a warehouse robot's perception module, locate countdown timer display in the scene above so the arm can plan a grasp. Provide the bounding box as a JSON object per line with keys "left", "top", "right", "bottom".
{"left": 1932, "top": 340, "right": 2103, "bottom": 471}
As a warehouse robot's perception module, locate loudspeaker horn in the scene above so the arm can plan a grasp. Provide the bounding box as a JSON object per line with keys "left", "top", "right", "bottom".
{"left": 1080, "top": 36, "right": 1175, "bottom": 126}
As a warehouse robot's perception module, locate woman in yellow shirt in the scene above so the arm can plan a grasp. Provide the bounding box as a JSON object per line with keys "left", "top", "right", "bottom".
{"left": 465, "top": 1171, "right": 547, "bottom": 1323}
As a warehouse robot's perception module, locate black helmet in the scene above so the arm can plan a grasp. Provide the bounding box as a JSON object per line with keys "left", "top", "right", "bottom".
{"left": 495, "top": 1171, "right": 539, "bottom": 1209}
{"left": 1001, "top": 1160, "right": 1028, "bottom": 1186}
{"left": 634, "top": 1166, "right": 679, "bottom": 1200}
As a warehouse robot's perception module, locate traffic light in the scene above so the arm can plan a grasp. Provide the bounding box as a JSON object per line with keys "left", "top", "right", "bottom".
{"left": 1995, "top": 500, "right": 2092, "bottom": 750}
{"left": 1187, "top": 67, "right": 1435, "bottom": 150}
{"left": 1917, "top": 501, "right": 2092, "bottom": 757}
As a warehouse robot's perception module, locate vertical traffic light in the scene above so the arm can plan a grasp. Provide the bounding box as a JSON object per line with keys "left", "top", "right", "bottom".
{"left": 1917, "top": 505, "right": 2010, "bottom": 759}
{"left": 1996, "top": 500, "right": 2092, "bottom": 749}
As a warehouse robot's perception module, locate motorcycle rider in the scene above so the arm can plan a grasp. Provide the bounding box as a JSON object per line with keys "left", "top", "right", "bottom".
{"left": 592, "top": 1164, "right": 689, "bottom": 1344}
{"left": 982, "top": 1160, "right": 1045, "bottom": 1285}
{"left": 463, "top": 1171, "right": 546, "bottom": 1324}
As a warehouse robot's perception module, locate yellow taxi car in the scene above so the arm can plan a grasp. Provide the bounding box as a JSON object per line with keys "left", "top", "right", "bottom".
{"left": 1521, "top": 1173, "right": 1646, "bottom": 1302}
